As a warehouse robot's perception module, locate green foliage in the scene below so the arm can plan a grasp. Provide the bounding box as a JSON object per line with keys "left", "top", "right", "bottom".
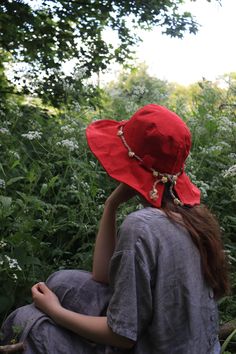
{"left": 0, "top": 0, "right": 213, "bottom": 100}
{"left": 1, "top": 0, "right": 200, "bottom": 70}
{"left": 104, "top": 64, "right": 172, "bottom": 118}
{"left": 0, "top": 67, "right": 236, "bottom": 336}
{"left": 220, "top": 329, "right": 236, "bottom": 353}
{"left": 0, "top": 97, "right": 116, "bottom": 319}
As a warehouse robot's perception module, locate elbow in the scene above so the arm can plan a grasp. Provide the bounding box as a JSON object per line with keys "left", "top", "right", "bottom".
{"left": 91, "top": 272, "right": 109, "bottom": 285}
{"left": 125, "top": 340, "right": 135, "bottom": 350}
{"left": 118, "top": 338, "right": 135, "bottom": 350}
{"left": 112, "top": 332, "right": 135, "bottom": 350}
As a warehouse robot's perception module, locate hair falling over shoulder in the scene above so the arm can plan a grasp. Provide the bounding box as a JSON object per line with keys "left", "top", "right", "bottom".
{"left": 161, "top": 186, "right": 231, "bottom": 299}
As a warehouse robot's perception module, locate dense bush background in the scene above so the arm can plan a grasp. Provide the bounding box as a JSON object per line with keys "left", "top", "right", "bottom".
{"left": 0, "top": 69, "right": 235, "bottom": 330}
{"left": 0, "top": 1, "right": 236, "bottom": 351}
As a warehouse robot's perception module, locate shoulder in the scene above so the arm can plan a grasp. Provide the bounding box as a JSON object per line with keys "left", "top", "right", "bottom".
{"left": 121, "top": 207, "right": 166, "bottom": 229}
{"left": 116, "top": 207, "right": 167, "bottom": 253}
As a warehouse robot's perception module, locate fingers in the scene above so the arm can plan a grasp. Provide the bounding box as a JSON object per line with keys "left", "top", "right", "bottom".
{"left": 31, "top": 282, "right": 49, "bottom": 296}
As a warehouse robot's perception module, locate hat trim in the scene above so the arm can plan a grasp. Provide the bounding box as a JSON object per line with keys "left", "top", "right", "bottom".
{"left": 117, "top": 125, "right": 183, "bottom": 206}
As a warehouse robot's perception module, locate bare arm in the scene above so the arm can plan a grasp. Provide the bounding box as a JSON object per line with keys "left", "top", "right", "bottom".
{"left": 92, "top": 183, "right": 136, "bottom": 283}
{"left": 31, "top": 283, "right": 135, "bottom": 349}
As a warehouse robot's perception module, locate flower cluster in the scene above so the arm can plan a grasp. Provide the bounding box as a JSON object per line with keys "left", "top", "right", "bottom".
{"left": 0, "top": 255, "right": 22, "bottom": 271}
{"left": 0, "top": 240, "right": 7, "bottom": 248}
{"left": 131, "top": 85, "right": 149, "bottom": 97}
{"left": 22, "top": 131, "right": 42, "bottom": 140}
{"left": 0, "top": 179, "right": 6, "bottom": 189}
{"left": 223, "top": 164, "right": 236, "bottom": 178}
{"left": 0, "top": 127, "right": 10, "bottom": 134}
{"left": 61, "top": 125, "right": 75, "bottom": 134}
{"left": 56, "top": 139, "right": 78, "bottom": 152}
{"left": 197, "top": 181, "right": 210, "bottom": 198}
{"left": 199, "top": 142, "right": 230, "bottom": 155}
{"left": 72, "top": 102, "right": 81, "bottom": 112}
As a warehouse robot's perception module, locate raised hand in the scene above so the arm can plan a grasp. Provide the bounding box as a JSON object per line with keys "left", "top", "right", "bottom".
{"left": 106, "top": 183, "right": 137, "bottom": 210}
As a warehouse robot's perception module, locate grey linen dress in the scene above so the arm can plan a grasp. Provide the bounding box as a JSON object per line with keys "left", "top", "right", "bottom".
{"left": 1, "top": 207, "right": 221, "bottom": 353}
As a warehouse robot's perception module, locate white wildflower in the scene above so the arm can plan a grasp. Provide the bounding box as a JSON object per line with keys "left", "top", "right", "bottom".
{"left": 72, "top": 101, "right": 81, "bottom": 112}
{"left": 220, "top": 116, "right": 235, "bottom": 127}
{"left": 5, "top": 255, "right": 22, "bottom": 271}
{"left": 197, "top": 181, "right": 210, "bottom": 198}
{"left": 0, "top": 179, "right": 6, "bottom": 189}
{"left": 218, "top": 141, "right": 231, "bottom": 149}
{"left": 9, "top": 151, "right": 20, "bottom": 159}
{"left": 89, "top": 161, "right": 96, "bottom": 168}
{"left": 80, "top": 181, "right": 90, "bottom": 192}
{"left": 205, "top": 114, "right": 215, "bottom": 121}
{"left": 0, "top": 127, "right": 10, "bottom": 134}
{"left": 70, "top": 184, "right": 77, "bottom": 191}
{"left": 96, "top": 188, "right": 106, "bottom": 199}
{"left": 3, "top": 120, "right": 12, "bottom": 126}
{"left": 56, "top": 139, "right": 78, "bottom": 152}
{"left": 0, "top": 240, "right": 7, "bottom": 248}
{"left": 219, "top": 116, "right": 236, "bottom": 133}
{"left": 22, "top": 131, "right": 42, "bottom": 140}
{"left": 131, "top": 85, "right": 148, "bottom": 97}
{"left": 61, "top": 125, "right": 75, "bottom": 134}
{"left": 200, "top": 145, "right": 223, "bottom": 154}
{"left": 229, "top": 153, "right": 236, "bottom": 160}
{"left": 71, "top": 175, "right": 78, "bottom": 183}
{"left": 223, "top": 165, "right": 236, "bottom": 178}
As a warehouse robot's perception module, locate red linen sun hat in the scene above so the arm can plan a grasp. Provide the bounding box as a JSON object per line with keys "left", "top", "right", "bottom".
{"left": 86, "top": 104, "right": 200, "bottom": 208}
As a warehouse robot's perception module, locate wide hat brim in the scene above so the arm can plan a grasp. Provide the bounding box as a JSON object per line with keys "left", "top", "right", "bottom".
{"left": 86, "top": 119, "right": 200, "bottom": 208}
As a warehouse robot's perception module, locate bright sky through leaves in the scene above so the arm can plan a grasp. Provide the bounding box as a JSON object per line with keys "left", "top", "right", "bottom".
{"left": 135, "top": 0, "right": 236, "bottom": 85}
{"left": 101, "top": 0, "right": 236, "bottom": 86}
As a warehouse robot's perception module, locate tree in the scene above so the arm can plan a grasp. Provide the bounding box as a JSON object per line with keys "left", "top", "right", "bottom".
{"left": 104, "top": 64, "right": 172, "bottom": 118}
{"left": 0, "top": 0, "right": 214, "bottom": 97}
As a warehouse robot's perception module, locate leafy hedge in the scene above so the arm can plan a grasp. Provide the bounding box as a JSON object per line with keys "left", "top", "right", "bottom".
{"left": 0, "top": 71, "right": 236, "bottom": 329}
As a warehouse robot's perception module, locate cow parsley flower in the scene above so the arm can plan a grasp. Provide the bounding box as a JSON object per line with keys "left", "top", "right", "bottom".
{"left": 0, "top": 179, "right": 6, "bottom": 189}
{"left": 56, "top": 139, "right": 78, "bottom": 152}
{"left": 0, "top": 240, "right": 7, "bottom": 248}
{"left": 223, "top": 165, "right": 236, "bottom": 178}
{"left": 21, "top": 131, "right": 42, "bottom": 140}
{"left": 0, "top": 127, "right": 10, "bottom": 134}
{"left": 61, "top": 125, "right": 75, "bottom": 134}
{"left": 5, "top": 255, "right": 22, "bottom": 271}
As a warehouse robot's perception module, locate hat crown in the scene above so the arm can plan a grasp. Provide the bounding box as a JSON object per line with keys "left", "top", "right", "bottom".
{"left": 123, "top": 104, "right": 191, "bottom": 174}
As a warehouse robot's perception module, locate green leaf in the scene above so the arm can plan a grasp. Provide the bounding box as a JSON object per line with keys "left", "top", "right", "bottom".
{"left": 221, "top": 329, "right": 236, "bottom": 353}
{"left": 0, "top": 196, "right": 12, "bottom": 209}
{"left": 6, "top": 176, "right": 24, "bottom": 186}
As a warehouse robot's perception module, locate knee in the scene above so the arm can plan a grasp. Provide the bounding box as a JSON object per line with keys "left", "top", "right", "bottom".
{"left": 46, "top": 269, "right": 92, "bottom": 290}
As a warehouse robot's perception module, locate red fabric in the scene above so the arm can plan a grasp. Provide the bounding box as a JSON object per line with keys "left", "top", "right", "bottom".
{"left": 86, "top": 104, "right": 200, "bottom": 208}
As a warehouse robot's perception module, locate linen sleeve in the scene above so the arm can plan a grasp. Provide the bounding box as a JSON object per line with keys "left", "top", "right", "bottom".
{"left": 106, "top": 247, "right": 153, "bottom": 341}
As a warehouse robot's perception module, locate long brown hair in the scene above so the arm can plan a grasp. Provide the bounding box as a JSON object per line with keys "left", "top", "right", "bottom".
{"left": 161, "top": 185, "right": 230, "bottom": 299}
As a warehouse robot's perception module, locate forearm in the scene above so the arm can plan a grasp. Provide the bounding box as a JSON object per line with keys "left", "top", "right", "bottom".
{"left": 92, "top": 200, "right": 117, "bottom": 283}
{"left": 50, "top": 307, "right": 134, "bottom": 349}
